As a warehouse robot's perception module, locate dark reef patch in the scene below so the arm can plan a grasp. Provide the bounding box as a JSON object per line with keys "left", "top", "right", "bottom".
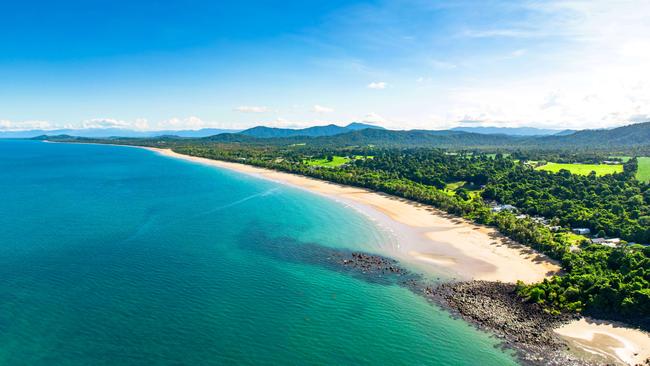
{"left": 236, "top": 229, "right": 607, "bottom": 365}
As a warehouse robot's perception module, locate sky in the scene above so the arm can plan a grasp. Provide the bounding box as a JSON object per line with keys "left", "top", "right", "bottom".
{"left": 1, "top": 0, "right": 649, "bottom": 131}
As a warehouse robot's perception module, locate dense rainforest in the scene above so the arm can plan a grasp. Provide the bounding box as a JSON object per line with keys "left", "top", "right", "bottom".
{"left": 43, "top": 135, "right": 650, "bottom": 327}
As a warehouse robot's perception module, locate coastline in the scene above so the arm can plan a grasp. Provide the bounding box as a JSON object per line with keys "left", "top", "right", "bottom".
{"left": 141, "top": 146, "right": 650, "bottom": 366}
{"left": 554, "top": 319, "right": 650, "bottom": 366}
{"left": 145, "top": 147, "right": 560, "bottom": 284}
{"left": 47, "top": 142, "right": 645, "bottom": 365}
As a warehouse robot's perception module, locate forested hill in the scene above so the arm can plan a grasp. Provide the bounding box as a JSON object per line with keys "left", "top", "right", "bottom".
{"left": 239, "top": 122, "right": 382, "bottom": 138}
{"left": 450, "top": 126, "right": 568, "bottom": 136}
{"left": 538, "top": 121, "right": 650, "bottom": 147}
{"left": 309, "top": 128, "right": 522, "bottom": 147}
{"left": 37, "top": 121, "right": 650, "bottom": 151}
{"left": 199, "top": 121, "right": 650, "bottom": 150}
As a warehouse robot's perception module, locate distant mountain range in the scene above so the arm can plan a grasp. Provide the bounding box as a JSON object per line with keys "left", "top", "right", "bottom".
{"left": 195, "top": 121, "right": 650, "bottom": 150}
{"left": 1, "top": 122, "right": 381, "bottom": 139}
{"left": 0, "top": 123, "right": 579, "bottom": 139}
{"left": 450, "top": 126, "right": 576, "bottom": 136}
{"left": 21, "top": 121, "right": 650, "bottom": 150}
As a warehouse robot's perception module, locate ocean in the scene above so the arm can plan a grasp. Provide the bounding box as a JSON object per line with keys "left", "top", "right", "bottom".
{"left": 0, "top": 140, "right": 517, "bottom": 365}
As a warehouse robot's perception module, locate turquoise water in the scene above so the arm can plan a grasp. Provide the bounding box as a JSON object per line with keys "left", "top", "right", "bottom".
{"left": 0, "top": 140, "right": 517, "bottom": 365}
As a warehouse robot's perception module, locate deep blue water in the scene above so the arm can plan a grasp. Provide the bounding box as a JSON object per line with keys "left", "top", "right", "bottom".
{"left": 0, "top": 140, "right": 517, "bottom": 365}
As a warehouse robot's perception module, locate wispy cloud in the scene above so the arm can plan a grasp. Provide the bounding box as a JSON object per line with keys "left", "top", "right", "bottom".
{"left": 430, "top": 59, "right": 456, "bottom": 70}
{"left": 82, "top": 118, "right": 129, "bottom": 129}
{"left": 511, "top": 49, "right": 526, "bottom": 57}
{"left": 460, "top": 29, "right": 544, "bottom": 39}
{"left": 362, "top": 112, "right": 385, "bottom": 124}
{"left": 0, "top": 119, "right": 53, "bottom": 131}
{"left": 157, "top": 116, "right": 210, "bottom": 129}
{"left": 367, "top": 81, "right": 387, "bottom": 89}
{"left": 234, "top": 106, "right": 269, "bottom": 113}
{"left": 312, "top": 104, "right": 334, "bottom": 113}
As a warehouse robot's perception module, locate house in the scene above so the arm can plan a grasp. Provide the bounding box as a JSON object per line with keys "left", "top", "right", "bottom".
{"left": 491, "top": 204, "right": 517, "bottom": 213}
{"left": 548, "top": 226, "right": 562, "bottom": 232}
{"left": 591, "top": 238, "right": 621, "bottom": 247}
{"left": 572, "top": 228, "right": 591, "bottom": 235}
{"left": 532, "top": 216, "right": 549, "bottom": 225}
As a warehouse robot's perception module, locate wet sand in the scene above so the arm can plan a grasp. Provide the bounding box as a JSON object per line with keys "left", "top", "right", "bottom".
{"left": 555, "top": 318, "right": 650, "bottom": 365}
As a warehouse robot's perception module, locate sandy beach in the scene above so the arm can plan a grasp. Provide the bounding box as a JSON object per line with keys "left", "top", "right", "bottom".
{"left": 555, "top": 318, "right": 650, "bottom": 365}
{"left": 145, "top": 147, "right": 560, "bottom": 284}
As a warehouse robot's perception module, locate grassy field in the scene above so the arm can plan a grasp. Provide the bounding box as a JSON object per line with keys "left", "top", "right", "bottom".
{"left": 558, "top": 232, "right": 589, "bottom": 246}
{"left": 636, "top": 157, "right": 650, "bottom": 182}
{"left": 536, "top": 162, "right": 623, "bottom": 176}
{"left": 607, "top": 156, "right": 650, "bottom": 182}
{"left": 305, "top": 156, "right": 350, "bottom": 167}
{"left": 486, "top": 153, "right": 511, "bottom": 159}
{"left": 445, "top": 181, "right": 463, "bottom": 191}
{"left": 444, "top": 181, "right": 482, "bottom": 198}
{"left": 610, "top": 156, "right": 631, "bottom": 163}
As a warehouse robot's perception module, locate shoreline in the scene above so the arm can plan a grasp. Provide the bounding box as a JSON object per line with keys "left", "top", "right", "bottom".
{"left": 144, "top": 146, "right": 560, "bottom": 284}
{"left": 140, "top": 146, "right": 650, "bottom": 366}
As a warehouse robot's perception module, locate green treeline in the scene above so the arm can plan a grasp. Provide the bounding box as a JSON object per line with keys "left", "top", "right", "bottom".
{"left": 483, "top": 157, "right": 649, "bottom": 243}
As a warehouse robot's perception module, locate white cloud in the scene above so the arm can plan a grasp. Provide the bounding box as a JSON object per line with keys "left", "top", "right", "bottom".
{"left": 263, "top": 118, "right": 306, "bottom": 128}
{"left": 430, "top": 60, "right": 456, "bottom": 70}
{"left": 156, "top": 116, "right": 209, "bottom": 129}
{"left": 312, "top": 104, "right": 334, "bottom": 113}
{"left": 511, "top": 49, "right": 526, "bottom": 57}
{"left": 234, "top": 106, "right": 268, "bottom": 113}
{"left": 367, "top": 81, "right": 387, "bottom": 89}
{"left": 460, "top": 29, "right": 542, "bottom": 39}
{"left": 1, "top": 116, "right": 235, "bottom": 131}
{"left": 134, "top": 118, "right": 149, "bottom": 130}
{"left": 429, "top": 0, "right": 650, "bottom": 129}
{"left": 362, "top": 112, "right": 385, "bottom": 124}
{"left": 82, "top": 118, "right": 130, "bottom": 129}
{"left": 0, "top": 119, "right": 53, "bottom": 131}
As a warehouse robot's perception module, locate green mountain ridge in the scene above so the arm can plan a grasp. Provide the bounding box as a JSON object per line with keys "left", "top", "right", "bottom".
{"left": 38, "top": 121, "right": 650, "bottom": 152}
{"left": 239, "top": 122, "right": 383, "bottom": 138}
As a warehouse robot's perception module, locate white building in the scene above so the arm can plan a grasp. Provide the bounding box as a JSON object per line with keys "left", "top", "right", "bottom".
{"left": 591, "top": 238, "right": 621, "bottom": 247}
{"left": 491, "top": 204, "right": 517, "bottom": 213}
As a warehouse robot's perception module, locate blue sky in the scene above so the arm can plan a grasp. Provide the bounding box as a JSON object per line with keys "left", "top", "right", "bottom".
{"left": 1, "top": 0, "right": 649, "bottom": 131}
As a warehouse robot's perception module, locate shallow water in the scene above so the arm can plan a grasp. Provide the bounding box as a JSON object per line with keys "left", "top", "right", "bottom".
{"left": 0, "top": 140, "right": 518, "bottom": 365}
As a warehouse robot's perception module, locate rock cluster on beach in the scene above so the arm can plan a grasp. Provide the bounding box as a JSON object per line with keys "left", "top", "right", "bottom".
{"left": 335, "top": 251, "right": 599, "bottom": 366}
{"left": 426, "top": 281, "right": 590, "bottom": 366}
{"left": 341, "top": 252, "right": 406, "bottom": 275}
{"left": 245, "top": 232, "right": 641, "bottom": 366}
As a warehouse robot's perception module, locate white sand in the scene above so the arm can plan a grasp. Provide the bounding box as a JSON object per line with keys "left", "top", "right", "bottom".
{"left": 145, "top": 147, "right": 561, "bottom": 283}
{"left": 555, "top": 318, "right": 650, "bottom": 365}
